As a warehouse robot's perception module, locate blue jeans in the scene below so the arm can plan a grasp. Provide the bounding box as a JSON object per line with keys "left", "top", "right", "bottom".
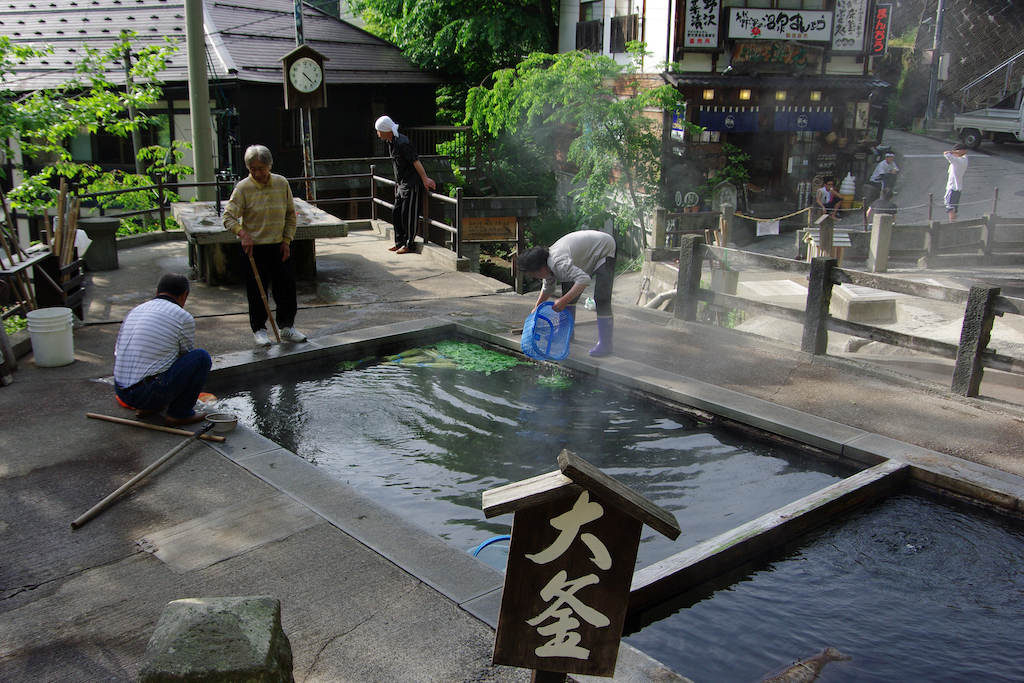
{"left": 116, "top": 349, "right": 212, "bottom": 419}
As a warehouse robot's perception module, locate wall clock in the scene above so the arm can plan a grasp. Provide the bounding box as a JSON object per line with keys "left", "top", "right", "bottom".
{"left": 289, "top": 57, "right": 323, "bottom": 94}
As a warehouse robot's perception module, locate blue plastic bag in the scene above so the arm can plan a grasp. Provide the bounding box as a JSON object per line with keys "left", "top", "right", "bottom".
{"left": 521, "top": 302, "right": 574, "bottom": 361}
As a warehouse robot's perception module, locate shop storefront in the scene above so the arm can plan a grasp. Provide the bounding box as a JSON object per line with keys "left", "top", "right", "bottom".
{"left": 664, "top": 72, "right": 889, "bottom": 213}
{"left": 661, "top": 0, "right": 891, "bottom": 213}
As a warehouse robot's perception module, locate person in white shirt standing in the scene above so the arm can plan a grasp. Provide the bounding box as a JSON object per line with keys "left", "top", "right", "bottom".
{"left": 114, "top": 273, "right": 211, "bottom": 426}
{"left": 944, "top": 143, "right": 969, "bottom": 222}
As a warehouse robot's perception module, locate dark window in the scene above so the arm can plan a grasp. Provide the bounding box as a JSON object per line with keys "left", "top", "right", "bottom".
{"left": 610, "top": 14, "right": 639, "bottom": 52}
{"left": 279, "top": 108, "right": 318, "bottom": 151}
{"left": 92, "top": 124, "right": 161, "bottom": 168}
{"left": 576, "top": 19, "right": 604, "bottom": 52}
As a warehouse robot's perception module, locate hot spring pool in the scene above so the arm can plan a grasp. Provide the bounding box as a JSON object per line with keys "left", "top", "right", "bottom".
{"left": 209, "top": 337, "right": 1023, "bottom": 682}
{"left": 624, "top": 492, "right": 1024, "bottom": 683}
{"left": 211, "top": 342, "right": 848, "bottom": 570}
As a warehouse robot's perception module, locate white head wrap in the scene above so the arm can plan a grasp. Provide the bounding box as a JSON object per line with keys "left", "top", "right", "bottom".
{"left": 374, "top": 115, "right": 399, "bottom": 136}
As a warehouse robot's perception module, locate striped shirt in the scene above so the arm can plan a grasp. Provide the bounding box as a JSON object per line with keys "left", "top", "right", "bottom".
{"left": 541, "top": 230, "right": 617, "bottom": 297}
{"left": 222, "top": 173, "right": 297, "bottom": 245}
{"left": 113, "top": 297, "right": 196, "bottom": 388}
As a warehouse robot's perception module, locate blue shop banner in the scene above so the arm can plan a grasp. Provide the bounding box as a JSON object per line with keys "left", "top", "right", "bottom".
{"left": 699, "top": 106, "right": 760, "bottom": 132}
{"left": 774, "top": 106, "right": 833, "bottom": 132}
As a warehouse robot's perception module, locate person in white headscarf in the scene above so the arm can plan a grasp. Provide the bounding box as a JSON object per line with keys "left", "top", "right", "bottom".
{"left": 374, "top": 115, "right": 437, "bottom": 253}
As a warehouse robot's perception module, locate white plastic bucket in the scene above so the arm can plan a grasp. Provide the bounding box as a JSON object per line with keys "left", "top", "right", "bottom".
{"left": 27, "top": 307, "right": 75, "bottom": 367}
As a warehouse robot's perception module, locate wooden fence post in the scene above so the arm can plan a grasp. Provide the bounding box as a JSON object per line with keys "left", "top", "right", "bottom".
{"left": 675, "top": 234, "right": 704, "bottom": 322}
{"left": 951, "top": 285, "right": 1000, "bottom": 397}
{"left": 801, "top": 257, "right": 836, "bottom": 355}
{"left": 982, "top": 213, "right": 995, "bottom": 257}
{"left": 652, "top": 206, "right": 667, "bottom": 250}
{"left": 867, "top": 214, "right": 894, "bottom": 273}
{"left": 925, "top": 220, "right": 941, "bottom": 258}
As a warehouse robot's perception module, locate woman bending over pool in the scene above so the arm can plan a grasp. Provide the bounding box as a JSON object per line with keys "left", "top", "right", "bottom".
{"left": 517, "top": 230, "right": 617, "bottom": 357}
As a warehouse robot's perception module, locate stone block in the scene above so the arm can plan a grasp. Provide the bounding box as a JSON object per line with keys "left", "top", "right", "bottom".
{"left": 830, "top": 283, "right": 897, "bottom": 323}
{"left": 77, "top": 216, "right": 120, "bottom": 271}
{"left": 138, "top": 596, "right": 293, "bottom": 683}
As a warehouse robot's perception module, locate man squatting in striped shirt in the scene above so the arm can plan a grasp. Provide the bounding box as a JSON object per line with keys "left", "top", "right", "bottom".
{"left": 222, "top": 145, "right": 308, "bottom": 347}
{"left": 114, "top": 273, "right": 212, "bottom": 426}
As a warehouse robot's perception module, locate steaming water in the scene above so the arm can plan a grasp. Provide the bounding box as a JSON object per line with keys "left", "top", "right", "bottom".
{"left": 624, "top": 493, "right": 1024, "bottom": 683}
{"left": 213, "top": 352, "right": 845, "bottom": 569}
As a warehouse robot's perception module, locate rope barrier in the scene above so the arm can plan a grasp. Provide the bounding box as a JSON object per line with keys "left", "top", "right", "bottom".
{"left": 706, "top": 191, "right": 1024, "bottom": 226}
{"left": 732, "top": 206, "right": 811, "bottom": 223}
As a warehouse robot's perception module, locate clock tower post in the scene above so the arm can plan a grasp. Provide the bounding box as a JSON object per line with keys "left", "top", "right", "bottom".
{"left": 280, "top": 45, "right": 327, "bottom": 200}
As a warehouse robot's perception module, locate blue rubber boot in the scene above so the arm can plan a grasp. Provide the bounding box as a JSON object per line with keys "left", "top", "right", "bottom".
{"left": 589, "top": 316, "right": 613, "bottom": 357}
{"left": 565, "top": 305, "right": 576, "bottom": 341}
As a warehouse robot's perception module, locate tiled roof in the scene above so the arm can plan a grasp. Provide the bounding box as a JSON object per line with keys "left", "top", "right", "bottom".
{"left": 1, "top": 0, "right": 442, "bottom": 92}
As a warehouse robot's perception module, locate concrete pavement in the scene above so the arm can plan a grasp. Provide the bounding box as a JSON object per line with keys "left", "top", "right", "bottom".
{"left": 3, "top": 153, "right": 1024, "bottom": 682}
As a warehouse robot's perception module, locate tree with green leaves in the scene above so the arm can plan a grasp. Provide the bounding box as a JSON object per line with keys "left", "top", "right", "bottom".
{"left": 350, "top": 0, "right": 556, "bottom": 121}
{"left": 0, "top": 32, "right": 182, "bottom": 212}
{"left": 466, "top": 42, "right": 700, "bottom": 243}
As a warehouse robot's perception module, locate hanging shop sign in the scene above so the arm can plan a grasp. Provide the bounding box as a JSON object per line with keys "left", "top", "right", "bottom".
{"left": 869, "top": 4, "right": 891, "bottom": 56}
{"left": 699, "top": 106, "right": 760, "bottom": 132}
{"left": 684, "top": 0, "right": 722, "bottom": 49}
{"left": 831, "top": 0, "right": 868, "bottom": 52}
{"left": 728, "top": 9, "right": 832, "bottom": 42}
{"left": 732, "top": 40, "right": 823, "bottom": 70}
{"left": 844, "top": 101, "right": 871, "bottom": 129}
{"left": 775, "top": 106, "right": 834, "bottom": 132}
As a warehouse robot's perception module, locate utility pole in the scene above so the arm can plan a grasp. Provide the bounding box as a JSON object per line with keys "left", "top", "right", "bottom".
{"left": 185, "top": 0, "right": 215, "bottom": 200}
{"left": 294, "top": 0, "right": 315, "bottom": 200}
{"left": 925, "top": 0, "right": 945, "bottom": 125}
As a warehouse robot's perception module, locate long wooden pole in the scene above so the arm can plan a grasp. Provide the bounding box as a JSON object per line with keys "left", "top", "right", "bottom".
{"left": 86, "top": 412, "right": 226, "bottom": 442}
{"left": 248, "top": 252, "right": 281, "bottom": 343}
{"left": 62, "top": 198, "right": 80, "bottom": 273}
{"left": 54, "top": 179, "right": 67, "bottom": 257}
{"left": 71, "top": 422, "right": 215, "bottom": 528}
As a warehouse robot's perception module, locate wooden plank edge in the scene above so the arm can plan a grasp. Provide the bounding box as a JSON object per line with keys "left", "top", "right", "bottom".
{"left": 626, "top": 459, "right": 909, "bottom": 616}
{"left": 558, "top": 450, "right": 681, "bottom": 541}
{"left": 482, "top": 470, "right": 579, "bottom": 518}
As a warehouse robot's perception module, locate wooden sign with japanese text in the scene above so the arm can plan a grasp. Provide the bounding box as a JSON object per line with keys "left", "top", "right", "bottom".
{"left": 492, "top": 490, "right": 642, "bottom": 676}
{"left": 684, "top": 0, "right": 721, "bottom": 49}
{"left": 869, "top": 4, "right": 891, "bottom": 56}
{"left": 462, "top": 216, "right": 518, "bottom": 242}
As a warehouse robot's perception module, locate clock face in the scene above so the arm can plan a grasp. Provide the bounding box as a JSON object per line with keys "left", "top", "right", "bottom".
{"left": 289, "top": 57, "right": 323, "bottom": 94}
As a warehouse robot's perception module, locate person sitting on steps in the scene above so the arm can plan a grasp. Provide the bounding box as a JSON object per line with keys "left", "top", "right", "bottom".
{"left": 815, "top": 176, "right": 842, "bottom": 221}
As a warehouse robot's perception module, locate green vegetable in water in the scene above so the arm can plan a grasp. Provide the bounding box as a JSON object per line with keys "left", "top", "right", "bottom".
{"left": 388, "top": 341, "right": 526, "bottom": 374}
{"left": 338, "top": 356, "right": 377, "bottom": 371}
{"left": 536, "top": 373, "right": 575, "bottom": 389}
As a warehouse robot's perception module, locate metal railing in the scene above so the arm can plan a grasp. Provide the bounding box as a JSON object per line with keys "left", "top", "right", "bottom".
{"left": 369, "top": 166, "right": 463, "bottom": 258}
{"left": 55, "top": 169, "right": 465, "bottom": 259}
